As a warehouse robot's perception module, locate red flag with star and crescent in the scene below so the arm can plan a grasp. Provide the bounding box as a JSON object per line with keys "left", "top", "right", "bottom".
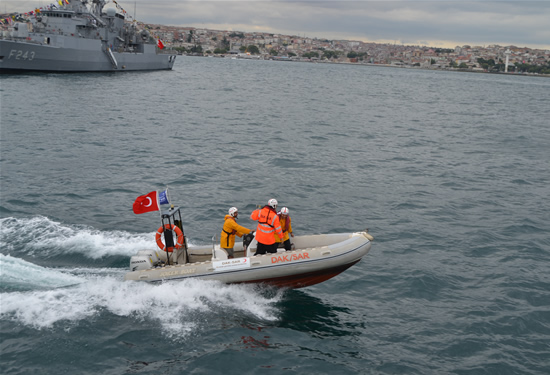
{"left": 133, "top": 191, "right": 159, "bottom": 214}
{"left": 157, "top": 39, "right": 164, "bottom": 49}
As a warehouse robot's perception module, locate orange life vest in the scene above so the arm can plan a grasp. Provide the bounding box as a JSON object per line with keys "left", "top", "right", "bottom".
{"left": 250, "top": 206, "right": 283, "bottom": 245}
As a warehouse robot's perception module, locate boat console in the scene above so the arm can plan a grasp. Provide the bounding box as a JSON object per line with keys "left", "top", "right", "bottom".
{"left": 129, "top": 206, "right": 188, "bottom": 272}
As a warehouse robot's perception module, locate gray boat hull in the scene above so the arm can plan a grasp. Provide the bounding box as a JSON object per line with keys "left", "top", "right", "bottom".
{"left": 125, "top": 232, "right": 374, "bottom": 289}
{"left": 0, "top": 39, "right": 175, "bottom": 72}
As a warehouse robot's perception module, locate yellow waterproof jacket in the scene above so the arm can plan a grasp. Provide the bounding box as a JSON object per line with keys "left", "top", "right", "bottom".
{"left": 275, "top": 215, "right": 293, "bottom": 242}
{"left": 220, "top": 215, "right": 251, "bottom": 249}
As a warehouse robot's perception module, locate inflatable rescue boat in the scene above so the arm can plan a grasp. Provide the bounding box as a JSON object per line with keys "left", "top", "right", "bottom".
{"left": 125, "top": 206, "right": 373, "bottom": 289}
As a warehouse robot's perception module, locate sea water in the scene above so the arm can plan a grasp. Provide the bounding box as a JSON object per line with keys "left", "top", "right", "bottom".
{"left": 1, "top": 57, "right": 549, "bottom": 374}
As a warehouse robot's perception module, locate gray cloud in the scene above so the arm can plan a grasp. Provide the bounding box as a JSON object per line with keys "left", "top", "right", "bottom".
{"left": 6, "top": 1, "right": 550, "bottom": 49}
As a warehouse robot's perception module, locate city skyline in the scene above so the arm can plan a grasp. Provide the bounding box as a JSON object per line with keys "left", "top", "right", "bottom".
{"left": 4, "top": 0, "right": 550, "bottom": 50}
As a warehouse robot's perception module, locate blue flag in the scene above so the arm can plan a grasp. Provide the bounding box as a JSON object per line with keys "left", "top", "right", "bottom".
{"left": 158, "top": 189, "right": 169, "bottom": 205}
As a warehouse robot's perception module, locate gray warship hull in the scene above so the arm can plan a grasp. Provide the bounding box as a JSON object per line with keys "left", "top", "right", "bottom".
{"left": 0, "top": 0, "right": 176, "bottom": 73}
{"left": 0, "top": 39, "right": 175, "bottom": 72}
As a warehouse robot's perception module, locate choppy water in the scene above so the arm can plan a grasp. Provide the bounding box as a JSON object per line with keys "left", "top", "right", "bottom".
{"left": 1, "top": 57, "right": 549, "bottom": 374}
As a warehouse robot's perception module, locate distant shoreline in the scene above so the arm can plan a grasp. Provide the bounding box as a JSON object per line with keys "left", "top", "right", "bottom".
{"left": 189, "top": 54, "right": 550, "bottom": 78}
{"left": 343, "top": 61, "right": 550, "bottom": 78}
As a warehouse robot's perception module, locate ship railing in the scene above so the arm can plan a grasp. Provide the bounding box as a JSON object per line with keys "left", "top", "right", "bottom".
{"left": 0, "top": 36, "right": 43, "bottom": 45}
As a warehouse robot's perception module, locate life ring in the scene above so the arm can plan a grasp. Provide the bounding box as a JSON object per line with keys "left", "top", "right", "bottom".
{"left": 155, "top": 224, "right": 184, "bottom": 252}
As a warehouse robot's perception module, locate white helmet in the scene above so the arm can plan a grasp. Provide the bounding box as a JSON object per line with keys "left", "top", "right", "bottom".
{"left": 228, "top": 207, "right": 238, "bottom": 217}
{"left": 280, "top": 207, "right": 289, "bottom": 215}
{"left": 268, "top": 198, "right": 278, "bottom": 209}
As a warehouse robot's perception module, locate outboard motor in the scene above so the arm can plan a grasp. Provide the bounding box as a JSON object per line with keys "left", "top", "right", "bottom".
{"left": 130, "top": 250, "right": 157, "bottom": 271}
{"left": 138, "top": 249, "right": 160, "bottom": 264}
{"left": 129, "top": 249, "right": 161, "bottom": 271}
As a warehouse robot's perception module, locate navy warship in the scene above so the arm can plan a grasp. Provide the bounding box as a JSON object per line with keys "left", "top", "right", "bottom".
{"left": 0, "top": 0, "right": 176, "bottom": 72}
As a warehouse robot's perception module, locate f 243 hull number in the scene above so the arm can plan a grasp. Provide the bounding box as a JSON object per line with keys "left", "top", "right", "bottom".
{"left": 8, "top": 50, "right": 36, "bottom": 61}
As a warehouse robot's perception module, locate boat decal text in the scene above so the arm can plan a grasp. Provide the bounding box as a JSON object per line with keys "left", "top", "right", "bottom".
{"left": 213, "top": 257, "right": 251, "bottom": 272}
{"left": 160, "top": 268, "right": 196, "bottom": 277}
{"left": 271, "top": 252, "right": 310, "bottom": 264}
{"left": 8, "top": 50, "right": 36, "bottom": 61}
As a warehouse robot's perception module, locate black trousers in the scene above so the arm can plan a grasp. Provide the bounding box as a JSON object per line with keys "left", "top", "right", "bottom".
{"left": 283, "top": 239, "right": 292, "bottom": 251}
{"left": 255, "top": 242, "right": 278, "bottom": 255}
{"left": 276, "top": 239, "right": 292, "bottom": 251}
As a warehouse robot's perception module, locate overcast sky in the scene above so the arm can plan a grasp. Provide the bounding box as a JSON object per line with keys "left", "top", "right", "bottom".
{"left": 6, "top": 1, "right": 550, "bottom": 49}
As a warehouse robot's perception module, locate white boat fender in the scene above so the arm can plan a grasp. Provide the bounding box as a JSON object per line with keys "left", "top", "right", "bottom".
{"left": 363, "top": 232, "right": 374, "bottom": 241}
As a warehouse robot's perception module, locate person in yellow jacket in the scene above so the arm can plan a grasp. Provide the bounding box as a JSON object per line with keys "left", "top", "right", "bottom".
{"left": 221, "top": 207, "right": 253, "bottom": 259}
{"left": 275, "top": 207, "right": 294, "bottom": 251}
{"left": 250, "top": 198, "right": 283, "bottom": 255}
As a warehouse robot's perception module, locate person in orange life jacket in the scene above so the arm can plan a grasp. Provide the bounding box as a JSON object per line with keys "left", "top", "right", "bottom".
{"left": 220, "top": 207, "right": 253, "bottom": 259}
{"left": 275, "top": 207, "right": 294, "bottom": 251}
{"left": 250, "top": 198, "right": 283, "bottom": 255}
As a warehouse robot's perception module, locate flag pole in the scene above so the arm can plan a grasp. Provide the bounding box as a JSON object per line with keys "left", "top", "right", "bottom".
{"left": 156, "top": 189, "right": 168, "bottom": 264}
{"left": 157, "top": 189, "right": 162, "bottom": 220}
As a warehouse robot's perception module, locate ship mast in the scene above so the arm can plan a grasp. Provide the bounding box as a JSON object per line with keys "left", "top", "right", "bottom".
{"left": 90, "top": 0, "right": 106, "bottom": 16}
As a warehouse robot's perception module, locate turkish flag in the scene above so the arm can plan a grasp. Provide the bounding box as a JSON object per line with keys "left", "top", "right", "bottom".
{"left": 157, "top": 39, "right": 164, "bottom": 49}
{"left": 133, "top": 191, "right": 159, "bottom": 214}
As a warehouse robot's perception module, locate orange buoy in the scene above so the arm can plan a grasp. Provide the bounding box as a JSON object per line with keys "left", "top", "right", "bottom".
{"left": 155, "top": 224, "right": 184, "bottom": 252}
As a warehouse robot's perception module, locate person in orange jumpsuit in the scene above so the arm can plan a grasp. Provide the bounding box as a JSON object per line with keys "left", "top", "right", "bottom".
{"left": 220, "top": 207, "right": 253, "bottom": 258}
{"left": 250, "top": 198, "right": 283, "bottom": 255}
{"left": 275, "top": 207, "right": 294, "bottom": 251}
